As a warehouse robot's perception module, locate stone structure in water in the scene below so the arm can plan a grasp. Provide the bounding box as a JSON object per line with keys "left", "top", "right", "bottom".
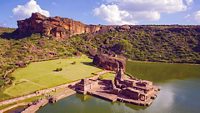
{"left": 114, "top": 68, "right": 159, "bottom": 102}
{"left": 75, "top": 55, "right": 159, "bottom": 106}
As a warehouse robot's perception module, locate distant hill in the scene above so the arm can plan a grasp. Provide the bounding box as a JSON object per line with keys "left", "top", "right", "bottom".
{"left": 79, "top": 25, "right": 200, "bottom": 64}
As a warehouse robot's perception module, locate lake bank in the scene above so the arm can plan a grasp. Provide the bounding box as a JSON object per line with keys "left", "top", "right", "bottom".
{"left": 1, "top": 59, "right": 200, "bottom": 113}
{"left": 37, "top": 78, "right": 200, "bottom": 113}
{"left": 0, "top": 71, "right": 110, "bottom": 113}
{"left": 128, "top": 59, "right": 200, "bottom": 65}
{"left": 36, "top": 60, "right": 200, "bottom": 113}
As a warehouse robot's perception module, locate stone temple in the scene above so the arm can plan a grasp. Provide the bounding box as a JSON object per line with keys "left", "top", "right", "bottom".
{"left": 114, "top": 68, "right": 158, "bottom": 102}
{"left": 74, "top": 55, "right": 159, "bottom": 106}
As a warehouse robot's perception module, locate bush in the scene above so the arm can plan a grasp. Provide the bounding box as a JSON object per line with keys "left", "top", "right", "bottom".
{"left": 71, "top": 61, "right": 76, "bottom": 65}
{"left": 53, "top": 68, "right": 63, "bottom": 72}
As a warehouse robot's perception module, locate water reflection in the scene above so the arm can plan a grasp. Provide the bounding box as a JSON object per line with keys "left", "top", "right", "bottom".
{"left": 75, "top": 94, "right": 91, "bottom": 102}
{"left": 126, "top": 61, "right": 200, "bottom": 83}
{"left": 37, "top": 78, "right": 200, "bottom": 113}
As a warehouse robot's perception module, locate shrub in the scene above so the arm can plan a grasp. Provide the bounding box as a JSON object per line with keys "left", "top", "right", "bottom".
{"left": 53, "top": 68, "right": 63, "bottom": 72}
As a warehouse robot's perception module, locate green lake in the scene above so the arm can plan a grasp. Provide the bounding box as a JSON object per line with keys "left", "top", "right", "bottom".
{"left": 37, "top": 61, "right": 200, "bottom": 113}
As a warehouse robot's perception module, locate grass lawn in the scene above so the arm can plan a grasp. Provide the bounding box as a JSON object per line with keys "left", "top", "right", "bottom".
{"left": 3, "top": 56, "right": 102, "bottom": 98}
{"left": 99, "top": 72, "right": 116, "bottom": 81}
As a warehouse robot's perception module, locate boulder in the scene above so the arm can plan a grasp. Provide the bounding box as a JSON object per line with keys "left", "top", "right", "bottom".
{"left": 93, "top": 54, "right": 126, "bottom": 71}
{"left": 15, "top": 61, "right": 26, "bottom": 67}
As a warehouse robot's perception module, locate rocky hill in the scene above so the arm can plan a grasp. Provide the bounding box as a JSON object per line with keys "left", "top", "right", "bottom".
{"left": 0, "top": 14, "right": 200, "bottom": 88}
{"left": 16, "top": 13, "right": 101, "bottom": 39}
{"left": 67, "top": 25, "right": 200, "bottom": 64}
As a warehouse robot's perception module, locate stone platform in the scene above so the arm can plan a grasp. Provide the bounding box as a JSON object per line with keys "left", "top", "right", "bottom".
{"left": 88, "top": 91, "right": 118, "bottom": 102}
{"left": 74, "top": 70, "right": 160, "bottom": 107}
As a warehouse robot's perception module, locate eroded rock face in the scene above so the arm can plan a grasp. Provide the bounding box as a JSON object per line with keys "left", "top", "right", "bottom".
{"left": 93, "top": 54, "right": 126, "bottom": 71}
{"left": 16, "top": 13, "right": 101, "bottom": 39}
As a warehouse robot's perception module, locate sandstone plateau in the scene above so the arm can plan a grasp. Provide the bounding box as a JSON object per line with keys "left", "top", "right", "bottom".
{"left": 15, "top": 13, "right": 200, "bottom": 42}
{"left": 16, "top": 13, "right": 101, "bottom": 39}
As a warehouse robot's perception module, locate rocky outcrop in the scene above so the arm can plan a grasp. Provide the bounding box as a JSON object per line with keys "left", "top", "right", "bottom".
{"left": 14, "top": 14, "right": 200, "bottom": 40}
{"left": 16, "top": 13, "right": 101, "bottom": 39}
{"left": 93, "top": 54, "right": 126, "bottom": 71}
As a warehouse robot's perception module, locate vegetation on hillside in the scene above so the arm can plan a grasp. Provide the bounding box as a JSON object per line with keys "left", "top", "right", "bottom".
{"left": 0, "top": 26, "right": 200, "bottom": 91}
{"left": 0, "top": 28, "right": 78, "bottom": 89}
{"left": 72, "top": 26, "right": 200, "bottom": 64}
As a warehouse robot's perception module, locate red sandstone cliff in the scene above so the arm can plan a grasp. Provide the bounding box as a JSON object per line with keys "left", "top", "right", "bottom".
{"left": 16, "top": 13, "right": 101, "bottom": 39}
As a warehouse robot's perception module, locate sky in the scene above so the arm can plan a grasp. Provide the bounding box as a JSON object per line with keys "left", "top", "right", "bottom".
{"left": 0, "top": 0, "right": 200, "bottom": 28}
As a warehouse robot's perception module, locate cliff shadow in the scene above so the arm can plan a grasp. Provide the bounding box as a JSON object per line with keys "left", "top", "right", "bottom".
{"left": 0, "top": 30, "right": 33, "bottom": 39}
{"left": 81, "top": 62, "right": 95, "bottom": 66}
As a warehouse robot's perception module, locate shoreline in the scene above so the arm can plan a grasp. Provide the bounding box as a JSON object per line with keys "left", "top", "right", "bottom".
{"left": 1, "top": 56, "right": 198, "bottom": 103}
{"left": 0, "top": 103, "right": 27, "bottom": 113}
{"left": 0, "top": 80, "right": 80, "bottom": 106}
{"left": 21, "top": 89, "right": 76, "bottom": 113}
{"left": 128, "top": 59, "right": 200, "bottom": 65}
{"left": 0, "top": 71, "right": 110, "bottom": 112}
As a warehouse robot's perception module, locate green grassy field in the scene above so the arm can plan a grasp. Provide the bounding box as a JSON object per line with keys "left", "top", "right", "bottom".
{"left": 2, "top": 56, "right": 102, "bottom": 98}
{"left": 99, "top": 72, "right": 116, "bottom": 81}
